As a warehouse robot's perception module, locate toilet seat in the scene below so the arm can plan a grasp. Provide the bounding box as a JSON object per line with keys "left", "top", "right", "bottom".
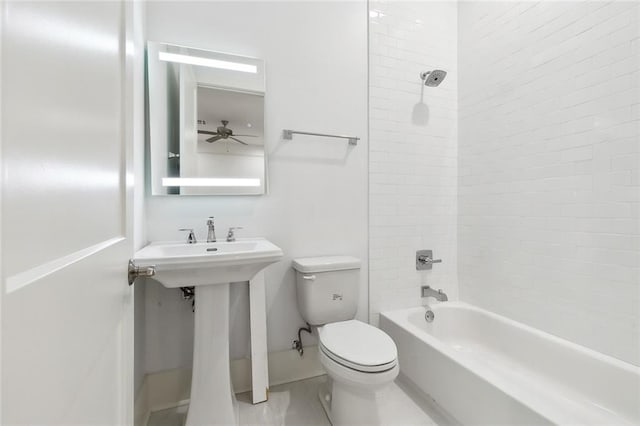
{"left": 319, "top": 320, "right": 397, "bottom": 373}
{"left": 320, "top": 344, "right": 397, "bottom": 373}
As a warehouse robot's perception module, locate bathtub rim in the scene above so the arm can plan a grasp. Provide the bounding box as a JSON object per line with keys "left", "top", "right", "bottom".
{"left": 382, "top": 301, "right": 639, "bottom": 374}
{"left": 380, "top": 302, "right": 640, "bottom": 425}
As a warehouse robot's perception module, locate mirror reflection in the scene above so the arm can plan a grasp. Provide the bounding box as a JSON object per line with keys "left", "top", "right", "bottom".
{"left": 147, "top": 42, "right": 266, "bottom": 195}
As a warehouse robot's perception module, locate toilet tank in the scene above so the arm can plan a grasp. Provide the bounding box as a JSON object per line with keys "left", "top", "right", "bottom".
{"left": 293, "top": 256, "right": 361, "bottom": 326}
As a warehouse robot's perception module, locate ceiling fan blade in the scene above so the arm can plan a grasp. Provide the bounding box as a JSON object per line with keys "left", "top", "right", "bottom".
{"left": 232, "top": 134, "right": 258, "bottom": 137}
{"left": 198, "top": 130, "right": 218, "bottom": 136}
{"left": 206, "top": 135, "right": 223, "bottom": 143}
{"left": 229, "top": 136, "right": 248, "bottom": 145}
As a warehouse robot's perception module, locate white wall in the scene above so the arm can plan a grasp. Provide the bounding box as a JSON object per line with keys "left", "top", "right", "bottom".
{"left": 143, "top": 1, "right": 368, "bottom": 372}
{"left": 368, "top": 1, "right": 459, "bottom": 325}
{"left": 458, "top": 1, "right": 640, "bottom": 366}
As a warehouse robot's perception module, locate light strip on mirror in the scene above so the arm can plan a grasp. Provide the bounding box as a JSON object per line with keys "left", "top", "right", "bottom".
{"left": 158, "top": 51, "right": 257, "bottom": 73}
{"left": 162, "top": 177, "right": 261, "bottom": 187}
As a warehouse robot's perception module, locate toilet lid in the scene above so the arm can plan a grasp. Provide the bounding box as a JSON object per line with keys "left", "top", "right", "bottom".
{"left": 319, "top": 320, "right": 397, "bottom": 372}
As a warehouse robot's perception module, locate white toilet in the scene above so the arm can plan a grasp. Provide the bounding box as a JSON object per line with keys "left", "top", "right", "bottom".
{"left": 292, "top": 256, "right": 399, "bottom": 426}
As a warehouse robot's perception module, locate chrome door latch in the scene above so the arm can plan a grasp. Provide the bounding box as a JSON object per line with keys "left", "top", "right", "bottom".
{"left": 128, "top": 260, "right": 155, "bottom": 286}
{"left": 416, "top": 250, "right": 442, "bottom": 270}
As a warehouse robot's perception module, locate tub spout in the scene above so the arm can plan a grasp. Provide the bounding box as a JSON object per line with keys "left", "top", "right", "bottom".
{"left": 421, "top": 285, "right": 448, "bottom": 301}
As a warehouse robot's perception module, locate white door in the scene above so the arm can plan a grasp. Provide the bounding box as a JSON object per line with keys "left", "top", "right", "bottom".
{"left": 1, "top": 2, "right": 135, "bottom": 424}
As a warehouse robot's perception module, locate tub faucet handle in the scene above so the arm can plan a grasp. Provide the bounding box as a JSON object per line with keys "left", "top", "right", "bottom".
{"left": 418, "top": 255, "right": 442, "bottom": 263}
{"left": 416, "top": 250, "right": 442, "bottom": 270}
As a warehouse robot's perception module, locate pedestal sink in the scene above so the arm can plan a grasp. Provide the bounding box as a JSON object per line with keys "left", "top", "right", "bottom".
{"left": 133, "top": 238, "right": 283, "bottom": 425}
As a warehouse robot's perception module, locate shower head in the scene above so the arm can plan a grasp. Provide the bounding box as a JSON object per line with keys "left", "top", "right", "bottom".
{"left": 420, "top": 70, "right": 447, "bottom": 87}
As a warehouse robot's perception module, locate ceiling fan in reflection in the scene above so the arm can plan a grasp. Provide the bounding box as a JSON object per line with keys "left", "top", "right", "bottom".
{"left": 197, "top": 120, "right": 256, "bottom": 145}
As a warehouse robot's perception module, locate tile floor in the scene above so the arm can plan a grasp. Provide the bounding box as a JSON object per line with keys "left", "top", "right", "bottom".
{"left": 147, "top": 375, "right": 450, "bottom": 426}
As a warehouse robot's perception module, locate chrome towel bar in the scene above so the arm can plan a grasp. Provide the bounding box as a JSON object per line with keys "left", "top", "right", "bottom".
{"left": 282, "top": 129, "right": 359, "bottom": 145}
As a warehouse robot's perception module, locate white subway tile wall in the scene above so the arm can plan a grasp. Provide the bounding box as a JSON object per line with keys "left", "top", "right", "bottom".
{"left": 369, "top": 1, "right": 459, "bottom": 325}
{"left": 458, "top": 1, "right": 640, "bottom": 365}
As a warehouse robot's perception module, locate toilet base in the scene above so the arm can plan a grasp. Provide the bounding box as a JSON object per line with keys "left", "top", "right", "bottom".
{"left": 318, "top": 379, "right": 334, "bottom": 424}
{"left": 319, "top": 374, "right": 400, "bottom": 426}
{"left": 318, "top": 350, "right": 399, "bottom": 426}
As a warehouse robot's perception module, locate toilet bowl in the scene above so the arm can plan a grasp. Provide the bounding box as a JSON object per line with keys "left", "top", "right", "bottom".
{"left": 292, "top": 256, "right": 399, "bottom": 425}
{"left": 317, "top": 320, "right": 399, "bottom": 425}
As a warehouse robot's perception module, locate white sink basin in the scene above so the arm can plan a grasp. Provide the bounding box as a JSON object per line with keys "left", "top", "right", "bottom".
{"left": 133, "top": 238, "right": 283, "bottom": 287}
{"left": 133, "top": 237, "right": 283, "bottom": 426}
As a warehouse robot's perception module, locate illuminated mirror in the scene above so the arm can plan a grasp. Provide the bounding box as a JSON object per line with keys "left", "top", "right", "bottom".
{"left": 147, "top": 42, "right": 266, "bottom": 195}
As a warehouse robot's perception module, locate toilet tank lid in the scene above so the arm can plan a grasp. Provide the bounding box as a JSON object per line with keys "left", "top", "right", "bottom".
{"left": 292, "top": 256, "right": 361, "bottom": 273}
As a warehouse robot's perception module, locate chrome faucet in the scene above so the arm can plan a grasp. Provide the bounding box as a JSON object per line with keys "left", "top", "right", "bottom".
{"left": 179, "top": 228, "right": 197, "bottom": 244}
{"left": 421, "top": 285, "right": 448, "bottom": 302}
{"left": 207, "top": 217, "right": 216, "bottom": 243}
{"left": 226, "top": 227, "right": 243, "bottom": 242}
{"left": 416, "top": 250, "right": 442, "bottom": 270}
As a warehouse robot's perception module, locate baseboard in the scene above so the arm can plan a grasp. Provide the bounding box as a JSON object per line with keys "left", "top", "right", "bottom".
{"left": 396, "top": 373, "right": 461, "bottom": 426}
{"left": 233, "top": 343, "right": 325, "bottom": 393}
{"left": 134, "top": 345, "right": 324, "bottom": 425}
{"left": 134, "top": 382, "right": 150, "bottom": 426}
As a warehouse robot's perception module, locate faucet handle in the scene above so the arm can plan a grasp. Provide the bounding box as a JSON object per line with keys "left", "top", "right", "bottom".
{"left": 179, "top": 228, "right": 197, "bottom": 244}
{"left": 226, "top": 227, "right": 243, "bottom": 242}
{"left": 207, "top": 216, "right": 214, "bottom": 225}
{"left": 418, "top": 255, "right": 442, "bottom": 263}
{"left": 416, "top": 250, "right": 442, "bottom": 270}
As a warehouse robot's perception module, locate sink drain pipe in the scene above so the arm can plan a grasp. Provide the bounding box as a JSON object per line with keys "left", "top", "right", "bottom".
{"left": 180, "top": 286, "right": 195, "bottom": 312}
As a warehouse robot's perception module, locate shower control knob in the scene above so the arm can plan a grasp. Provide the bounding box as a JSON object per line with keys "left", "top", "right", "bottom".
{"left": 416, "top": 250, "right": 442, "bottom": 270}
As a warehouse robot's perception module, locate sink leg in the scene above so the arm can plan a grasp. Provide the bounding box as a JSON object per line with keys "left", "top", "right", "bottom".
{"left": 186, "top": 284, "right": 237, "bottom": 426}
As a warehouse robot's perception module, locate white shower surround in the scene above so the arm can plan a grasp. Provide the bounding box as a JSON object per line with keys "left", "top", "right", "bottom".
{"left": 458, "top": 1, "right": 640, "bottom": 365}
{"left": 368, "top": 0, "right": 459, "bottom": 325}
{"left": 369, "top": 0, "right": 639, "bottom": 367}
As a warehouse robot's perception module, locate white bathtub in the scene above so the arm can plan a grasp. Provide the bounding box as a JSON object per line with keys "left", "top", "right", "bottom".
{"left": 380, "top": 302, "right": 640, "bottom": 425}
